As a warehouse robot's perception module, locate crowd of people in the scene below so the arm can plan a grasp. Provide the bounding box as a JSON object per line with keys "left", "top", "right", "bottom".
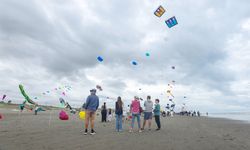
{"left": 83, "top": 89, "right": 162, "bottom": 135}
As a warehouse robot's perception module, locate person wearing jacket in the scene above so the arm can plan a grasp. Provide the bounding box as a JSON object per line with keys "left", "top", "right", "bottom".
{"left": 154, "top": 99, "right": 161, "bottom": 131}
{"left": 115, "top": 96, "right": 123, "bottom": 132}
{"left": 130, "top": 96, "right": 142, "bottom": 133}
{"left": 84, "top": 89, "right": 99, "bottom": 135}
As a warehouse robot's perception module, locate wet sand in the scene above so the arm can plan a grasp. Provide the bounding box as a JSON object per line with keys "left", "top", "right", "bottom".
{"left": 0, "top": 108, "right": 250, "bottom": 150}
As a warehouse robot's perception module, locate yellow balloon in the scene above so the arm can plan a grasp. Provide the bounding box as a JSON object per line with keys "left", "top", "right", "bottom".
{"left": 79, "top": 111, "right": 85, "bottom": 120}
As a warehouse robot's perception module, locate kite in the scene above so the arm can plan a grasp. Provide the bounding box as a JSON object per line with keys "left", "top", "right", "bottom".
{"left": 34, "top": 97, "right": 38, "bottom": 100}
{"left": 184, "top": 96, "right": 187, "bottom": 98}
{"left": 59, "top": 98, "right": 65, "bottom": 108}
{"left": 96, "top": 85, "right": 103, "bottom": 91}
{"left": 154, "top": 5, "right": 165, "bottom": 17}
{"left": 2, "top": 95, "right": 6, "bottom": 101}
{"left": 59, "top": 110, "right": 69, "bottom": 120}
{"left": 145, "top": 52, "right": 150, "bottom": 57}
{"left": 79, "top": 111, "right": 86, "bottom": 120}
{"left": 19, "top": 84, "right": 37, "bottom": 105}
{"left": 97, "top": 56, "right": 104, "bottom": 62}
{"left": 165, "top": 16, "right": 178, "bottom": 28}
{"left": 171, "top": 66, "right": 175, "bottom": 69}
{"left": 132, "top": 61, "right": 138, "bottom": 65}
{"left": 62, "top": 92, "right": 66, "bottom": 96}
{"left": 34, "top": 106, "right": 45, "bottom": 115}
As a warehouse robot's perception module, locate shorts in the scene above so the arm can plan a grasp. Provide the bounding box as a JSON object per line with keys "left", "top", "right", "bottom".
{"left": 144, "top": 112, "right": 152, "bottom": 120}
{"left": 86, "top": 110, "right": 96, "bottom": 119}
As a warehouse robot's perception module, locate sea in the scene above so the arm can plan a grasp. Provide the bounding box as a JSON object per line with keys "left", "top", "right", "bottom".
{"left": 210, "top": 112, "right": 250, "bottom": 123}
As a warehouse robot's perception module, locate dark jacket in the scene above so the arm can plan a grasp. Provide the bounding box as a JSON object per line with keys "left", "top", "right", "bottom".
{"left": 115, "top": 102, "right": 123, "bottom": 115}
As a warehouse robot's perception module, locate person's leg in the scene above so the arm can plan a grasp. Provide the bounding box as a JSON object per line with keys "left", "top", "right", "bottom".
{"left": 130, "top": 114, "right": 135, "bottom": 130}
{"left": 119, "top": 115, "right": 123, "bottom": 131}
{"left": 101, "top": 112, "right": 104, "bottom": 122}
{"left": 155, "top": 115, "right": 160, "bottom": 129}
{"left": 115, "top": 114, "right": 119, "bottom": 131}
{"left": 90, "top": 112, "right": 96, "bottom": 130}
{"left": 84, "top": 111, "right": 90, "bottom": 134}
{"left": 148, "top": 119, "right": 152, "bottom": 129}
{"left": 137, "top": 114, "right": 141, "bottom": 130}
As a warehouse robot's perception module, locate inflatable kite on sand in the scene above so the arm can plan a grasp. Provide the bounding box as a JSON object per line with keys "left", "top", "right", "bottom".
{"left": 19, "top": 84, "right": 37, "bottom": 105}
{"left": 59, "top": 110, "right": 69, "bottom": 120}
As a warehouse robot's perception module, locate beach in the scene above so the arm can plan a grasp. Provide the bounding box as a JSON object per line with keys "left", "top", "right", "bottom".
{"left": 1, "top": 108, "right": 250, "bottom": 150}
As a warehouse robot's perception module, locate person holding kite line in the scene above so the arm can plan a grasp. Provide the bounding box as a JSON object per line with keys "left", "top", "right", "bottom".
{"left": 84, "top": 89, "right": 99, "bottom": 135}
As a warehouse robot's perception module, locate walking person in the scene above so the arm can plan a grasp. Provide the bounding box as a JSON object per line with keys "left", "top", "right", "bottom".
{"left": 142, "top": 95, "right": 153, "bottom": 131}
{"left": 84, "top": 89, "right": 99, "bottom": 135}
{"left": 115, "top": 96, "right": 123, "bottom": 132}
{"left": 154, "top": 99, "right": 161, "bottom": 131}
{"left": 130, "top": 96, "right": 142, "bottom": 133}
{"left": 101, "top": 102, "right": 107, "bottom": 122}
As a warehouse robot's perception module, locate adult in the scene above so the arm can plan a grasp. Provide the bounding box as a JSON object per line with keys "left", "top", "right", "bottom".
{"left": 101, "top": 102, "right": 107, "bottom": 122}
{"left": 84, "top": 89, "right": 99, "bottom": 135}
{"left": 130, "top": 96, "right": 142, "bottom": 133}
{"left": 115, "top": 96, "right": 123, "bottom": 132}
{"left": 142, "top": 95, "right": 153, "bottom": 131}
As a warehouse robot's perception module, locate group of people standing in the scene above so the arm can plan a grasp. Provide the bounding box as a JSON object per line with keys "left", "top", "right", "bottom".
{"left": 83, "top": 89, "right": 162, "bottom": 135}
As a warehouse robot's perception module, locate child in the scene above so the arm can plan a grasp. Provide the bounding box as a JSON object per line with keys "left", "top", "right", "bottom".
{"left": 108, "top": 108, "right": 112, "bottom": 122}
{"left": 115, "top": 96, "right": 123, "bottom": 132}
{"left": 130, "top": 96, "right": 142, "bottom": 133}
{"left": 153, "top": 99, "right": 161, "bottom": 131}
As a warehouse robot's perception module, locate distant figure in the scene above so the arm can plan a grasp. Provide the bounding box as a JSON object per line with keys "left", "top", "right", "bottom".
{"left": 154, "top": 99, "right": 161, "bottom": 131}
{"left": 115, "top": 96, "right": 123, "bottom": 132}
{"left": 197, "top": 111, "right": 200, "bottom": 117}
{"left": 84, "top": 89, "right": 99, "bottom": 135}
{"left": 101, "top": 102, "right": 107, "bottom": 122}
{"left": 142, "top": 95, "right": 153, "bottom": 131}
{"left": 206, "top": 112, "right": 208, "bottom": 116}
{"left": 194, "top": 111, "right": 197, "bottom": 117}
{"left": 108, "top": 108, "right": 112, "bottom": 122}
{"left": 130, "top": 96, "right": 142, "bottom": 133}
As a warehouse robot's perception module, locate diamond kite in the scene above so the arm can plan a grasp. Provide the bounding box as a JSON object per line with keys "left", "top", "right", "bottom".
{"left": 154, "top": 5, "right": 165, "bottom": 17}
{"left": 97, "top": 56, "right": 104, "bottom": 62}
{"left": 165, "top": 16, "right": 178, "bottom": 28}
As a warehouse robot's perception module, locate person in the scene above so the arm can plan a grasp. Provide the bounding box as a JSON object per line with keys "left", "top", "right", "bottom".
{"left": 108, "top": 108, "right": 112, "bottom": 122}
{"left": 197, "top": 111, "right": 200, "bottom": 117}
{"left": 115, "top": 96, "right": 123, "bottom": 132}
{"left": 101, "top": 102, "right": 107, "bottom": 122}
{"left": 84, "top": 89, "right": 99, "bottom": 135}
{"left": 154, "top": 99, "right": 161, "bottom": 131}
{"left": 130, "top": 96, "right": 142, "bottom": 133}
{"left": 142, "top": 96, "right": 153, "bottom": 131}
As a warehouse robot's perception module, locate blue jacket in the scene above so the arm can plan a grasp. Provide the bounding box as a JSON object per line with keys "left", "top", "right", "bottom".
{"left": 85, "top": 94, "right": 99, "bottom": 111}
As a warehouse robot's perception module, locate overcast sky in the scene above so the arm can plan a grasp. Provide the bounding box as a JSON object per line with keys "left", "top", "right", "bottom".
{"left": 0, "top": 0, "right": 250, "bottom": 113}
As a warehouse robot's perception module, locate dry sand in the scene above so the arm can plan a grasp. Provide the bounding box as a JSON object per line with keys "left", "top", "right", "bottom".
{"left": 1, "top": 108, "right": 250, "bottom": 150}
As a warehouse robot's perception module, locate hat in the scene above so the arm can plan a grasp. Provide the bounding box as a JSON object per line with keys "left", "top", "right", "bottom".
{"left": 90, "top": 89, "right": 96, "bottom": 92}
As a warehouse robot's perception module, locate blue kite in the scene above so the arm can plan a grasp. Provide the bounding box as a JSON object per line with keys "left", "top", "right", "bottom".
{"left": 165, "top": 16, "right": 178, "bottom": 28}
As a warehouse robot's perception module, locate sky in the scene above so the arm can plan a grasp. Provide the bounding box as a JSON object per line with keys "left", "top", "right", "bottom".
{"left": 0, "top": 0, "right": 250, "bottom": 113}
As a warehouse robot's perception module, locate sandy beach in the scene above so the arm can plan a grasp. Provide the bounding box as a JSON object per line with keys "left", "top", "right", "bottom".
{"left": 0, "top": 108, "right": 250, "bottom": 150}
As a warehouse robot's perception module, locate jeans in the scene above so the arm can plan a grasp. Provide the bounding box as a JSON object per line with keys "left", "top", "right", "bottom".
{"left": 131, "top": 113, "right": 141, "bottom": 129}
{"left": 155, "top": 115, "right": 161, "bottom": 129}
{"left": 115, "top": 114, "right": 123, "bottom": 131}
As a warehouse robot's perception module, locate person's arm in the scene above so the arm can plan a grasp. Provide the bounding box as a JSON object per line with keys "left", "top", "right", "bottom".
{"left": 96, "top": 97, "right": 99, "bottom": 110}
{"left": 85, "top": 96, "right": 90, "bottom": 110}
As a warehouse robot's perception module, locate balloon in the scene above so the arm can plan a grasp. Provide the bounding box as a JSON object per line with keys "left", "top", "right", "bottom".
{"left": 79, "top": 111, "right": 86, "bottom": 120}
{"left": 165, "top": 16, "right": 178, "bottom": 28}
{"left": 154, "top": 5, "right": 165, "bottom": 17}
{"left": 132, "top": 61, "right": 137, "bottom": 65}
{"left": 59, "top": 110, "right": 69, "bottom": 120}
{"left": 97, "top": 56, "right": 104, "bottom": 62}
{"left": 2, "top": 95, "right": 6, "bottom": 101}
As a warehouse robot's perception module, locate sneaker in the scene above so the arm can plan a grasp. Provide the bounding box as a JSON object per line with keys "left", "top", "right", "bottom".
{"left": 155, "top": 128, "right": 160, "bottom": 131}
{"left": 129, "top": 129, "right": 133, "bottom": 133}
{"left": 90, "top": 129, "right": 96, "bottom": 135}
{"left": 141, "top": 128, "right": 144, "bottom": 131}
{"left": 84, "top": 129, "right": 88, "bottom": 135}
{"left": 148, "top": 128, "right": 151, "bottom": 131}
{"left": 139, "top": 130, "right": 142, "bottom": 133}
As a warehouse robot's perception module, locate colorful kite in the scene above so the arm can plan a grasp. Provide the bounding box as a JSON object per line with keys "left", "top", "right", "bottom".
{"left": 59, "top": 98, "right": 65, "bottom": 108}
{"left": 154, "top": 5, "right": 165, "bottom": 17}
{"left": 165, "top": 16, "right": 178, "bottom": 28}
{"left": 19, "top": 84, "right": 37, "bottom": 105}
{"left": 145, "top": 52, "right": 150, "bottom": 57}
{"left": 97, "top": 56, "right": 104, "bottom": 62}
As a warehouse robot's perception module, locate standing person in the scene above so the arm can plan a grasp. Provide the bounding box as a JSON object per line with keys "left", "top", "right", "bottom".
{"left": 130, "top": 96, "right": 142, "bottom": 133}
{"left": 154, "top": 99, "right": 161, "bottom": 131}
{"left": 115, "top": 96, "right": 123, "bottom": 132}
{"left": 108, "top": 108, "right": 112, "bottom": 122}
{"left": 142, "top": 95, "right": 153, "bottom": 131}
{"left": 101, "top": 102, "right": 107, "bottom": 122}
{"left": 84, "top": 89, "right": 99, "bottom": 135}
